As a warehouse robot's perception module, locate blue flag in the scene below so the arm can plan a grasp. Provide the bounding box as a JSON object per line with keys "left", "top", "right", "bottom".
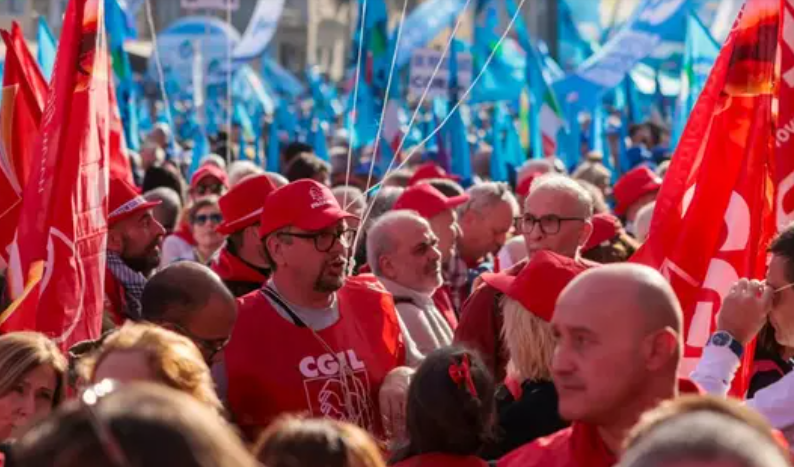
{"left": 394, "top": 0, "right": 468, "bottom": 68}
{"left": 266, "top": 115, "right": 280, "bottom": 173}
{"left": 310, "top": 117, "right": 330, "bottom": 162}
{"left": 36, "top": 17, "right": 57, "bottom": 81}
{"left": 190, "top": 128, "right": 211, "bottom": 178}
{"left": 672, "top": 11, "right": 719, "bottom": 146}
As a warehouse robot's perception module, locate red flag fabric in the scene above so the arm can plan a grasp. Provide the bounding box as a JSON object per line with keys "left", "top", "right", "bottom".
{"left": 1, "top": 0, "right": 111, "bottom": 351}
{"left": 107, "top": 58, "right": 134, "bottom": 185}
{"left": 0, "top": 22, "right": 49, "bottom": 267}
{"left": 631, "top": 0, "right": 779, "bottom": 396}
{"left": 777, "top": 0, "right": 794, "bottom": 230}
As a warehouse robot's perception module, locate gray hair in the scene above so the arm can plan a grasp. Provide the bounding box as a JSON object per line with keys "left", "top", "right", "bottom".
{"left": 366, "top": 211, "right": 429, "bottom": 277}
{"left": 516, "top": 159, "right": 554, "bottom": 183}
{"left": 264, "top": 171, "right": 289, "bottom": 188}
{"left": 200, "top": 154, "right": 227, "bottom": 170}
{"left": 227, "top": 161, "right": 265, "bottom": 187}
{"left": 364, "top": 187, "right": 405, "bottom": 231}
{"left": 458, "top": 182, "right": 519, "bottom": 217}
{"left": 529, "top": 174, "right": 594, "bottom": 219}
{"left": 618, "top": 411, "right": 789, "bottom": 467}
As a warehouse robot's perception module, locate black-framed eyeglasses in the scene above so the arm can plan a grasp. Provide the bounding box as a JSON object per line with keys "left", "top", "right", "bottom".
{"left": 279, "top": 229, "right": 357, "bottom": 253}
{"left": 81, "top": 379, "right": 130, "bottom": 467}
{"left": 168, "top": 322, "right": 230, "bottom": 363}
{"left": 192, "top": 213, "right": 223, "bottom": 226}
{"left": 514, "top": 214, "right": 585, "bottom": 236}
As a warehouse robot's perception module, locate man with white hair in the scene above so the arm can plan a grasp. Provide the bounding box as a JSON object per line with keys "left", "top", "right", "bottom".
{"left": 452, "top": 182, "right": 520, "bottom": 307}
{"left": 227, "top": 160, "right": 265, "bottom": 187}
{"left": 455, "top": 174, "right": 595, "bottom": 381}
{"left": 331, "top": 186, "right": 367, "bottom": 218}
{"left": 367, "top": 211, "right": 453, "bottom": 366}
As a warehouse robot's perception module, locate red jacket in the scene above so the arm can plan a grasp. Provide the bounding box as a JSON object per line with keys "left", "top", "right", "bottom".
{"left": 211, "top": 248, "right": 269, "bottom": 297}
{"left": 454, "top": 261, "right": 526, "bottom": 382}
{"left": 498, "top": 422, "right": 615, "bottom": 467}
{"left": 224, "top": 276, "right": 405, "bottom": 441}
{"left": 393, "top": 453, "right": 488, "bottom": 467}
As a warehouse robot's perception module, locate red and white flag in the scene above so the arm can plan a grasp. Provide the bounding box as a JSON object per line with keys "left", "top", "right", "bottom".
{"left": 632, "top": 0, "right": 779, "bottom": 396}
{"left": 1, "top": 0, "right": 111, "bottom": 351}
{"left": 0, "top": 23, "right": 49, "bottom": 268}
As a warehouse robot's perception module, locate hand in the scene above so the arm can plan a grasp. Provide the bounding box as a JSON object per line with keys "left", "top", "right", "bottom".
{"left": 716, "top": 278, "right": 772, "bottom": 344}
{"left": 378, "top": 366, "right": 414, "bottom": 442}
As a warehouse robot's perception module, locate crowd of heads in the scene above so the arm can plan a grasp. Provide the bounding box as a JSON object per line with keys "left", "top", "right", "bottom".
{"left": 1, "top": 118, "right": 793, "bottom": 467}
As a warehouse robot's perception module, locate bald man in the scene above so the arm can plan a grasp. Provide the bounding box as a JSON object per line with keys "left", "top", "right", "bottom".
{"left": 500, "top": 264, "right": 685, "bottom": 467}
{"left": 141, "top": 262, "right": 237, "bottom": 365}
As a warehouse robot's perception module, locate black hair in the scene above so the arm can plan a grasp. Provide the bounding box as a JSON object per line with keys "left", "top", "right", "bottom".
{"left": 285, "top": 153, "right": 331, "bottom": 183}
{"left": 142, "top": 166, "right": 186, "bottom": 204}
{"left": 140, "top": 262, "right": 234, "bottom": 324}
{"left": 391, "top": 346, "right": 495, "bottom": 464}
{"left": 770, "top": 225, "right": 794, "bottom": 283}
{"left": 282, "top": 142, "right": 314, "bottom": 166}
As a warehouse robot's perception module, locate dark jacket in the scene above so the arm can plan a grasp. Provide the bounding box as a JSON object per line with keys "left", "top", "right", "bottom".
{"left": 483, "top": 379, "right": 568, "bottom": 459}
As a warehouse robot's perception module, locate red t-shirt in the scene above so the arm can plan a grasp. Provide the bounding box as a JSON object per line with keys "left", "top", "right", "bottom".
{"left": 393, "top": 453, "right": 489, "bottom": 467}
{"left": 498, "top": 422, "right": 615, "bottom": 467}
{"left": 224, "top": 277, "right": 405, "bottom": 440}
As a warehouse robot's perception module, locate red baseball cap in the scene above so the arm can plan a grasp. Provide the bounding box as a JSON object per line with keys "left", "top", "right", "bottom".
{"left": 393, "top": 184, "right": 469, "bottom": 220}
{"left": 216, "top": 175, "right": 277, "bottom": 235}
{"left": 408, "top": 162, "right": 461, "bottom": 186}
{"left": 480, "top": 250, "right": 591, "bottom": 321}
{"left": 582, "top": 213, "right": 621, "bottom": 252}
{"left": 259, "top": 180, "right": 358, "bottom": 238}
{"left": 108, "top": 177, "right": 160, "bottom": 225}
{"left": 190, "top": 164, "right": 229, "bottom": 189}
{"left": 516, "top": 173, "right": 540, "bottom": 198}
{"left": 613, "top": 166, "right": 662, "bottom": 216}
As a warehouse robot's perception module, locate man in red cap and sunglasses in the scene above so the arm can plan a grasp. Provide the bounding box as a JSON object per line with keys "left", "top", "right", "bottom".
{"left": 211, "top": 174, "right": 277, "bottom": 297}
{"left": 223, "top": 180, "right": 409, "bottom": 441}
{"left": 105, "top": 177, "right": 166, "bottom": 328}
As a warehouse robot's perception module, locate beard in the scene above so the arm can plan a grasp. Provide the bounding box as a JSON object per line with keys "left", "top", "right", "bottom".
{"left": 313, "top": 256, "right": 348, "bottom": 293}
{"left": 121, "top": 236, "right": 162, "bottom": 275}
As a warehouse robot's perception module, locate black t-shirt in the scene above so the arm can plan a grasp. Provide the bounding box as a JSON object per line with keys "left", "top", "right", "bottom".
{"left": 748, "top": 348, "right": 794, "bottom": 398}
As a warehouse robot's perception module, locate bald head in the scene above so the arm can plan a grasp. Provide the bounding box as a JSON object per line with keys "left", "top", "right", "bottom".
{"left": 560, "top": 263, "right": 682, "bottom": 336}
{"left": 141, "top": 262, "right": 235, "bottom": 324}
{"left": 551, "top": 263, "right": 682, "bottom": 431}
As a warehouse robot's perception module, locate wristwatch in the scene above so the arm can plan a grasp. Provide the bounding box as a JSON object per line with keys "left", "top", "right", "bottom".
{"left": 708, "top": 331, "right": 744, "bottom": 358}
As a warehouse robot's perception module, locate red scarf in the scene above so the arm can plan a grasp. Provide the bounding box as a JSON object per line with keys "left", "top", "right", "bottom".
{"left": 212, "top": 249, "right": 268, "bottom": 284}
{"left": 173, "top": 219, "right": 196, "bottom": 246}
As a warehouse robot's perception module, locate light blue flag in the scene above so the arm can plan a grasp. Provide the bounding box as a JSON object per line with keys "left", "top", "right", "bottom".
{"left": 554, "top": 0, "right": 689, "bottom": 111}
{"left": 557, "top": 0, "right": 594, "bottom": 72}
{"left": 266, "top": 114, "right": 280, "bottom": 173}
{"left": 471, "top": 1, "right": 526, "bottom": 103}
{"left": 672, "top": 11, "right": 719, "bottom": 146}
{"left": 190, "top": 128, "right": 211, "bottom": 178}
{"left": 346, "top": 82, "right": 378, "bottom": 150}
{"left": 489, "top": 104, "right": 510, "bottom": 182}
{"left": 310, "top": 117, "right": 330, "bottom": 162}
{"left": 36, "top": 17, "right": 57, "bottom": 81}
{"left": 234, "top": 0, "right": 285, "bottom": 61}
{"left": 262, "top": 57, "right": 306, "bottom": 98}
{"left": 394, "top": 0, "right": 468, "bottom": 68}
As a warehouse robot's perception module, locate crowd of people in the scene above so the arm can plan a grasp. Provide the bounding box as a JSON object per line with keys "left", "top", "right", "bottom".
{"left": 0, "top": 119, "right": 792, "bottom": 467}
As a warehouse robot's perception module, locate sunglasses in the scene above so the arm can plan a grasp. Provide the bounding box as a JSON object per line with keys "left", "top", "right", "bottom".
{"left": 168, "top": 322, "right": 230, "bottom": 363}
{"left": 195, "top": 184, "right": 224, "bottom": 196}
{"left": 193, "top": 213, "right": 223, "bottom": 226}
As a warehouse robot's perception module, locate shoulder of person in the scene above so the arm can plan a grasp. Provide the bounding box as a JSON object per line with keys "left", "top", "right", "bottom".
{"left": 497, "top": 428, "right": 572, "bottom": 467}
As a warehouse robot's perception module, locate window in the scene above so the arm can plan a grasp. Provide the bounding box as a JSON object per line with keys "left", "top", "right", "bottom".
{"left": 0, "top": 0, "right": 26, "bottom": 15}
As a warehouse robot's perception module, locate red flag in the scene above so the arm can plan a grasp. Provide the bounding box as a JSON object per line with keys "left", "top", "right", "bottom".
{"left": 108, "top": 59, "right": 134, "bottom": 185}
{"left": 777, "top": 0, "right": 794, "bottom": 230}
{"left": 631, "top": 0, "right": 779, "bottom": 396}
{"left": 1, "top": 0, "right": 111, "bottom": 351}
{"left": 0, "top": 22, "right": 49, "bottom": 267}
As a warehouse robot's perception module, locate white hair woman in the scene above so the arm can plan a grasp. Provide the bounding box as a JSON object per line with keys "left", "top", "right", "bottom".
{"left": 480, "top": 251, "right": 590, "bottom": 458}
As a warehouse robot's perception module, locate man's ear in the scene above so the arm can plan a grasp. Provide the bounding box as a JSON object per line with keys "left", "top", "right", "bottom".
{"left": 379, "top": 254, "right": 395, "bottom": 279}
{"left": 107, "top": 228, "right": 124, "bottom": 254}
{"left": 578, "top": 220, "right": 594, "bottom": 248}
{"left": 265, "top": 235, "right": 286, "bottom": 268}
{"left": 643, "top": 328, "right": 679, "bottom": 371}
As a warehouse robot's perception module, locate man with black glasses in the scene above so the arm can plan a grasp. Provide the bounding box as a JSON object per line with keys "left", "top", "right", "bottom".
{"left": 455, "top": 174, "right": 595, "bottom": 382}
{"left": 223, "top": 180, "right": 409, "bottom": 442}
{"left": 692, "top": 224, "right": 794, "bottom": 441}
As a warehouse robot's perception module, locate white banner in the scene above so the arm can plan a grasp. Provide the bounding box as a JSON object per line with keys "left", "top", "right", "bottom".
{"left": 233, "top": 0, "right": 285, "bottom": 61}
{"left": 408, "top": 49, "right": 473, "bottom": 101}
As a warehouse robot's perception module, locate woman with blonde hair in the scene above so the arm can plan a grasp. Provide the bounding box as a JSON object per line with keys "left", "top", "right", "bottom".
{"left": 81, "top": 322, "right": 222, "bottom": 413}
{"left": 0, "top": 332, "right": 67, "bottom": 445}
{"left": 255, "top": 415, "right": 386, "bottom": 467}
{"left": 479, "top": 251, "right": 590, "bottom": 458}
